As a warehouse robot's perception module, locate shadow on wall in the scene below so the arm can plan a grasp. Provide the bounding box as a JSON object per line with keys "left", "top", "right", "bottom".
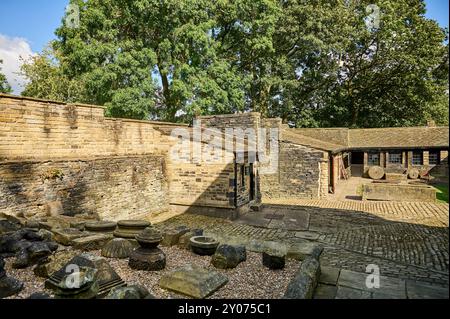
{"left": 0, "top": 156, "right": 170, "bottom": 221}
{"left": 0, "top": 160, "right": 92, "bottom": 219}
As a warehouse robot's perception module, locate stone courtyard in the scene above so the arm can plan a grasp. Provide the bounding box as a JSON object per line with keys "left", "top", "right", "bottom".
{"left": 157, "top": 198, "right": 449, "bottom": 298}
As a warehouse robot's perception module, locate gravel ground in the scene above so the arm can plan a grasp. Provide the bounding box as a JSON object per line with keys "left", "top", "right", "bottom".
{"left": 3, "top": 245, "right": 301, "bottom": 299}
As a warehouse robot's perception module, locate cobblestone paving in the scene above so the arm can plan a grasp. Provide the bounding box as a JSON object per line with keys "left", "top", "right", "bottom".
{"left": 319, "top": 223, "right": 448, "bottom": 272}
{"left": 264, "top": 199, "right": 449, "bottom": 227}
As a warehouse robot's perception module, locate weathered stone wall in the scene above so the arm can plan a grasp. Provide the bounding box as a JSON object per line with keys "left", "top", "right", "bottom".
{"left": 0, "top": 95, "right": 183, "bottom": 161}
{"left": 168, "top": 161, "right": 235, "bottom": 208}
{"left": 0, "top": 95, "right": 184, "bottom": 220}
{"left": 0, "top": 156, "right": 168, "bottom": 221}
{"left": 261, "top": 142, "right": 329, "bottom": 200}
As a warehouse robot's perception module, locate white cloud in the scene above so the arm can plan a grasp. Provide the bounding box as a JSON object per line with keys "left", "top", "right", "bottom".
{"left": 0, "top": 34, "right": 36, "bottom": 94}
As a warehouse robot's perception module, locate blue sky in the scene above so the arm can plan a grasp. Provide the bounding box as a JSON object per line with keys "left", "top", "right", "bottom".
{"left": 0, "top": 0, "right": 448, "bottom": 93}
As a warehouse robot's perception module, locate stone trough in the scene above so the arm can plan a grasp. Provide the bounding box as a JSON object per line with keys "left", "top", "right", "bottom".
{"left": 362, "top": 183, "right": 436, "bottom": 202}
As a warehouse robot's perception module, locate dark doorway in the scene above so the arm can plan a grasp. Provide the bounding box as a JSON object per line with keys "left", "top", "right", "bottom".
{"left": 351, "top": 151, "right": 364, "bottom": 177}
{"left": 249, "top": 163, "right": 255, "bottom": 201}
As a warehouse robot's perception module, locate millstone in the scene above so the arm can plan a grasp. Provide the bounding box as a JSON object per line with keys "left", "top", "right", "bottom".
{"left": 128, "top": 248, "right": 166, "bottom": 271}
{"left": 408, "top": 168, "right": 420, "bottom": 179}
{"left": 368, "top": 166, "right": 385, "bottom": 180}
{"left": 85, "top": 221, "right": 117, "bottom": 233}
{"left": 101, "top": 238, "right": 134, "bottom": 259}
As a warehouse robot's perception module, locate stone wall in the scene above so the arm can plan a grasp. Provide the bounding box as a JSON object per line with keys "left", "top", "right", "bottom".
{"left": 0, "top": 156, "right": 168, "bottom": 221}
{"left": 261, "top": 142, "right": 329, "bottom": 200}
{"left": 0, "top": 95, "right": 183, "bottom": 220}
{"left": 0, "top": 95, "right": 184, "bottom": 161}
{"left": 168, "top": 161, "right": 235, "bottom": 208}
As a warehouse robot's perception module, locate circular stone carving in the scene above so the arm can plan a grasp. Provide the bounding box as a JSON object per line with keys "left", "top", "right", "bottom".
{"left": 113, "top": 220, "right": 152, "bottom": 239}
{"left": 85, "top": 221, "right": 117, "bottom": 233}
{"left": 190, "top": 236, "right": 219, "bottom": 256}
{"left": 368, "top": 166, "right": 385, "bottom": 180}
{"left": 408, "top": 168, "right": 420, "bottom": 179}
{"left": 101, "top": 238, "right": 134, "bottom": 259}
{"left": 135, "top": 228, "right": 163, "bottom": 249}
{"left": 117, "top": 220, "right": 151, "bottom": 228}
{"left": 128, "top": 248, "right": 166, "bottom": 271}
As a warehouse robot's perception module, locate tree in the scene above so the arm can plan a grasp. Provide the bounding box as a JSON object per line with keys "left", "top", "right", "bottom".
{"left": 20, "top": 47, "right": 84, "bottom": 102}
{"left": 274, "top": 0, "right": 448, "bottom": 128}
{"left": 20, "top": 0, "right": 448, "bottom": 127}
{"left": 0, "top": 60, "right": 12, "bottom": 94}
{"left": 49, "top": 0, "right": 247, "bottom": 121}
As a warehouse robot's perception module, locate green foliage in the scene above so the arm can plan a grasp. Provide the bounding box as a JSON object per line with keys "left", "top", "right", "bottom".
{"left": 0, "top": 60, "right": 12, "bottom": 94}
{"left": 434, "top": 183, "right": 449, "bottom": 203}
{"left": 20, "top": 0, "right": 449, "bottom": 127}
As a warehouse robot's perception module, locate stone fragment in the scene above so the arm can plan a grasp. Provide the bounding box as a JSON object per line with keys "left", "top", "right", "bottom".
{"left": 211, "top": 244, "right": 246, "bottom": 269}
{"left": 159, "top": 264, "right": 228, "bottom": 298}
{"left": 161, "top": 227, "right": 189, "bottom": 247}
{"left": 34, "top": 250, "right": 79, "bottom": 278}
{"left": 45, "top": 253, "right": 126, "bottom": 297}
{"left": 113, "top": 220, "right": 151, "bottom": 239}
{"left": 85, "top": 221, "right": 117, "bottom": 233}
{"left": 101, "top": 238, "right": 134, "bottom": 259}
{"left": 105, "top": 285, "right": 151, "bottom": 299}
{"left": 27, "top": 292, "right": 51, "bottom": 299}
{"left": 128, "top": 228, "right": 166, "bottom": 271}
{"left": 72, "top": 233, "right": 112, "bottom": 251}
{"left": 52, "top": 228, "right": 90, "bottom": 246}
{"left": 190, "top": 236, "right": 219, "bottom": 256}
{"left": 37, "top": 229, "right": 54, "bottom": 241}
{"left": 12, "top": 241, "right": 54, "bottom": 269}
{"left": 0, "top": 257, "right": 24, "bottom": 298}
{"left": 53, "top": 266, "right": 99, "bottom": 299}
{"left": 262, "top": 251, "right": 285, "bottom": 270}
{"left": 287, "top": 242, "right": 323, "bottom": 261}
{"left": 24, "top": 220, "right": 40, "bottom": 229}
{"left": 284, "top": 257, "right": 321, "bottom": 299}
{"left": 0, "top": 219, "right": 21, "bottom": 235}
{"left": 128, "top": 248, "right": 166, "bottom": 271}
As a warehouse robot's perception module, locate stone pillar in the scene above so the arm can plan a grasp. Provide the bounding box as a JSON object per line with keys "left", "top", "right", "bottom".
{"left": 380, "top": 152, "right": 385, "bottom": 168}
{"left": 406, "top": 151, "right": 412, "bottom": 168}
{"left": 385, "top": 151, "right": 389, "bottom": 167}
{"left": 440, "top": 150, "right": 449, "bottom": 162}
{"left": 423, "top": 151, "right": 429, "bottom": 166}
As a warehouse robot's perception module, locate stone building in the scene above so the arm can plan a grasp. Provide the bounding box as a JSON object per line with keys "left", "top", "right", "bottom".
{"left": 287, "top": 125, "right": 449, "bottom": 194}
{"left": 0, "top": 93, "right": 448, "bottom": 222}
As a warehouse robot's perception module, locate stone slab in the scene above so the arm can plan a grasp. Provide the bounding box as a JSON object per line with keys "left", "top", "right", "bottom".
{"left": 335, "top": 286, "right": 372, "bottom": 299}
{"left": 313, "top": 284, "right": 337, "bottom": 299}
{"left": 294, "top": 231, "right": 320, "bottom": 241}
{"left": 287, "top": 242, "right": 323, "bottom": 261}
{"left": 319, "top": 266, "right": 340, "bottom": 285}
{"left": 406, "top": 281, "right": 449, "bottom": 299}
{"left": 159, "top": 264, "right": 228, "bottom": 299}
{"left": 72, "top": 233, "right": 113, "bottom": 251}
{"left": 338, "top": 269, "right": 406, "bottom": 298}
{"left": 52, "top": 228, "right": 91, "bottom": 246}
